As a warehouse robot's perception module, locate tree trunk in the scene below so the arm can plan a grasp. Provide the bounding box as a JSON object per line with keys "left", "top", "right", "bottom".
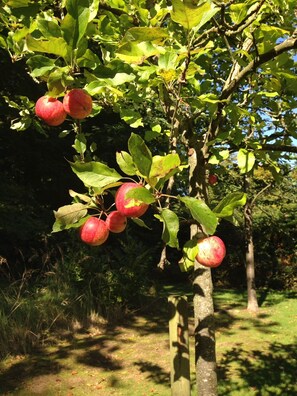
{"left": 188, "top": 138, "right": 217, "bottom": 395}
{"left": 244, "top": 177, "right": 259, "bottom": 312}
{"left": 193, "top": 262, "right": 217, "bottom": 395}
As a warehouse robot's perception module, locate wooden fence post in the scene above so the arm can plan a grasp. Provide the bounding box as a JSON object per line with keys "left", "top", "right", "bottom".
{"left": 168, "top": 295, "right": 191, "bottom": 396}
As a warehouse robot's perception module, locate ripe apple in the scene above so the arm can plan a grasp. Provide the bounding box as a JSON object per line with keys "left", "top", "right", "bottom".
{"left": 106, "top": 211, "right": 127, "bottom": 233}
{"left": 35, "top": 96, "right": 67, "bottom": 126}
{"left": 115, "top": 182, "right": 149, "bottom": 218}
{"left": 79, "top": 217, "right": 109, "bottom": 246}
{"left": 196, "top": 236, "right": 226, "bottom": 268}
{"left": 208, "top": 174, "right": 218, "bottom": 185}
{"left": 63, "top": 88, "right": 93, "bottom": 119}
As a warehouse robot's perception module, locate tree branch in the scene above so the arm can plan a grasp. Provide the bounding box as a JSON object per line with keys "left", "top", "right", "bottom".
{"left": 221, "top": 35, "right": 297, "bottom": 101}
{"left": 260, "top": 144, "right": 297, "bottom": 153}
{"left": 207, "top": 35, "right": 297, "bottom": 142}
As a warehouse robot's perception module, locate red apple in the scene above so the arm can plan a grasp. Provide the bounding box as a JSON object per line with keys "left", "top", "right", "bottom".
{"left": 208, "top": 174, "right": 218, "bottom": 185}
{"left": 106, "top": 211, "right": 127, "bottom": 233}
{"left": 196, "top": 236, "right": 226, "bottom": 268}
{"left": 115, "top": 182, "right": 149, "bottom": 218}
{"left": 35, "top": 96, "right": 67, "bottom": 126}
{"left": 79, "top": 217, "right": 109, "bottom": 246}
{"left": 63, "top": 88, "right": 93, "bottom": 119}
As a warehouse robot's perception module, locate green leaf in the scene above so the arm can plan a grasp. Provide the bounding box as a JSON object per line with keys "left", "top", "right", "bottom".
{"left": 47, "top": 68, "right": 73, "bottom": 96}
{"left": 180, "top": 196, "right": 218, "bottom": 235}
{"left": 73, "top": 133, "right": 87, "bottom": 156}
{"left": 6, "top": 0, "right": 31, "bottom": 7}
{"left": 178, "top": 238, "right": 198, "bottom": 272}
{"left": 121, "top": 27, "right": 168, "bottom": 43}
{"left": 128, "top": 133, "right": 152, "bottom": 178}
{"left": 229, "top": 2, "right": 248, "bottom": 24}
{"left": 36, "top": 18, "right": 62, "bottom": 39}
{"left": 208, "top": 149, "right": 230, "bottom": 165}
{"left": 77, "top": 49, "right": 102, "bottom": 69}
{"left": 120, "top": 108, "right": 143, "bottom": 128}
{"left": 116, "top": 41, "right": 165, "bottom": 64}
{"left": 69, "top": 189, "right": 92, "bottom": 203}
{"left": 88, "top": 0, "right": 100, "bottom": 21}
{"left": 155, "top": 163, "right": 188, "bottom": 190}
{"left": 0, "top": 35, "right": 7, "bottom": 49}
{"left": 149, "top": 153, "right": 181, "bottom": 186}
{"left": 61, "top": 0, "right": 91, "bottom": 53}
{"left": 26, "top": 55, "right": 56, "bottom": 78}
{"left": 70, "top": 161, "right": 121, "bottom": 192}
{"left": 26, "top": 35, "right": 68, "bottom": 58}
{"left": 213, "top": 192, "right": 247, "bottom": 218}
{"left": 125, "top": 186, "right": 155, "bottom": 205}
{"left": 116, "top": 151, "right": 137, "bottom": 176}
{"left": 171, "top": 0, "right": 219, "bottom": 30}
{"left": 155, "top": 208, "right": 179, "bottom": 248}
{"left": 158, "top": 51, "right": 178, "bottom": 70}
{"left": 131, "top": 217, "right": 152, "bottom": 229}
{"left": 53, "top": 203, "right": 88, "bottom": 231}
{"left": 237, "top": 148, "right": 255, "bottom": 174}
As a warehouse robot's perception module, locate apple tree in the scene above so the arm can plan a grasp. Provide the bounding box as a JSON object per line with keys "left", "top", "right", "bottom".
{"left": 1, "top": 0, "right": 297, "bottom": 395}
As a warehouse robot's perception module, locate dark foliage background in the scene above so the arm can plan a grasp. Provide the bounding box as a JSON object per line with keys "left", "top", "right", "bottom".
{"left": 0, "top": 47, "right": 296, "bottom": 329}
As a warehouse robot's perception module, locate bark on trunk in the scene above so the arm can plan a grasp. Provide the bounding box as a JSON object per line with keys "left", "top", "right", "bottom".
{"left": 193, "top": 263, "right": 217, "bottom": 396}
{"left": 244, "top": 178, "right": 259, "bottom": 312}
{"left": 188, "top": 138, "right": 217, "bottom": 395}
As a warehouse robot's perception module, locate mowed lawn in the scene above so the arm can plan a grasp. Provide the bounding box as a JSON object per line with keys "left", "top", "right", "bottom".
{"left": 0, "top": 287, "right": 296, "bottom": 396}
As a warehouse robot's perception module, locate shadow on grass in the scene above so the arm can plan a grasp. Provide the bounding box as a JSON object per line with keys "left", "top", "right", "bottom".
{"left": 0, "top": 287, "right": 294, "bottom": 394}
{"left": 134, "top": 360, "right": 170, "bottom": 385}
{"left": 0, "top": 294, "right": 171, "bottom": 394}
{"left": 218, "top": 340, "right": 297, "bottom": 395}
{"left": 0, "top": 331, "right": 126, "bottom": 394}
{"left": 0, "top": 354, "right": 63, "bottom": 394}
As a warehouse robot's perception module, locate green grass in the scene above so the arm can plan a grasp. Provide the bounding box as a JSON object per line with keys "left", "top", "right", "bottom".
{"left": 214, "top": 289, "right": 297, "bottom": 396}
{"left": 0, "top": 287, "right": 296, "bottom": 395}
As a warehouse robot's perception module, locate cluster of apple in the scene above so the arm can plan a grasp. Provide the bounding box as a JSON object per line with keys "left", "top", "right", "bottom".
{"left": 79, "top": 182, "right": 149, "bottom": 246}
{"left": 79, "top": 181, "right": 226, "bottom": 268}
{"left": 35, "top": 88, "right": 93, "bottom": 126}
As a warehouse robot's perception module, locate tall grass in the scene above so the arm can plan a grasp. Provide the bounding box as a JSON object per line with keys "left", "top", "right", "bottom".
{"left": 0, "top": 230, "right": 158, "bottom": 358}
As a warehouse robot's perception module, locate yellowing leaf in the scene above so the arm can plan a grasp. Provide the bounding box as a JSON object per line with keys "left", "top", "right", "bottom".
{"left": 171, "top": 0, "right": 219, "bottom": 30}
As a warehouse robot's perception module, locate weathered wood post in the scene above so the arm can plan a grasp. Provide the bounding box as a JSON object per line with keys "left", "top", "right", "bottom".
{"left": 168, "top": 295, "right": 191, "bottom": 396}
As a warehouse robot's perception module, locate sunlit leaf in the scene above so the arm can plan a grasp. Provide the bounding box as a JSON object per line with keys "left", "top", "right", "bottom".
{"left": 62, "top": 0, "right": 90, "bottom": 51}
{"left": 116, "top": 41, "right": 165, "bottom": 64}
{"left": 69, "top": 189, "right": 92, "bottom": 203}
{"left": 180, "top": 196, "right": 218, "bottom": 235}
{"left": 149, "top": 154, "right": 181, "bottom": 180}
{"left": 131, "top": 217, "right": 152, "bottom": 229}
{"left": 36, "top": 18, "right": 62, "bottom": 39}
{"left": 178, "top": 238, "right": 198, "bottom": 272}
{"left": 125, "top": 186, "right": 155, "bottom": 205}
{"left": 213, "top": 192, "right": 247, "bottom": 218}
{"left": 116, "top": 151, "right": 136, "bottom": 176}
{"left": 121, "top": 27, "right": 168, "bottom": 43}
{"left": 120, "top": 108, "right": 143, "bottom": 128}
{"left": 171, "top": 0, "right": 219, "bottom": 30}
{"left": 26, "top": 36, "right": 68, "bottom": 58}
{"left": 237, "top": 148, "right": 255, "bottom": 174}
{"left": 53, "top": 203, "right": 88, "bottom": 231}
{"left": 70, "top": 161, "right": 121, "bottom": 192}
